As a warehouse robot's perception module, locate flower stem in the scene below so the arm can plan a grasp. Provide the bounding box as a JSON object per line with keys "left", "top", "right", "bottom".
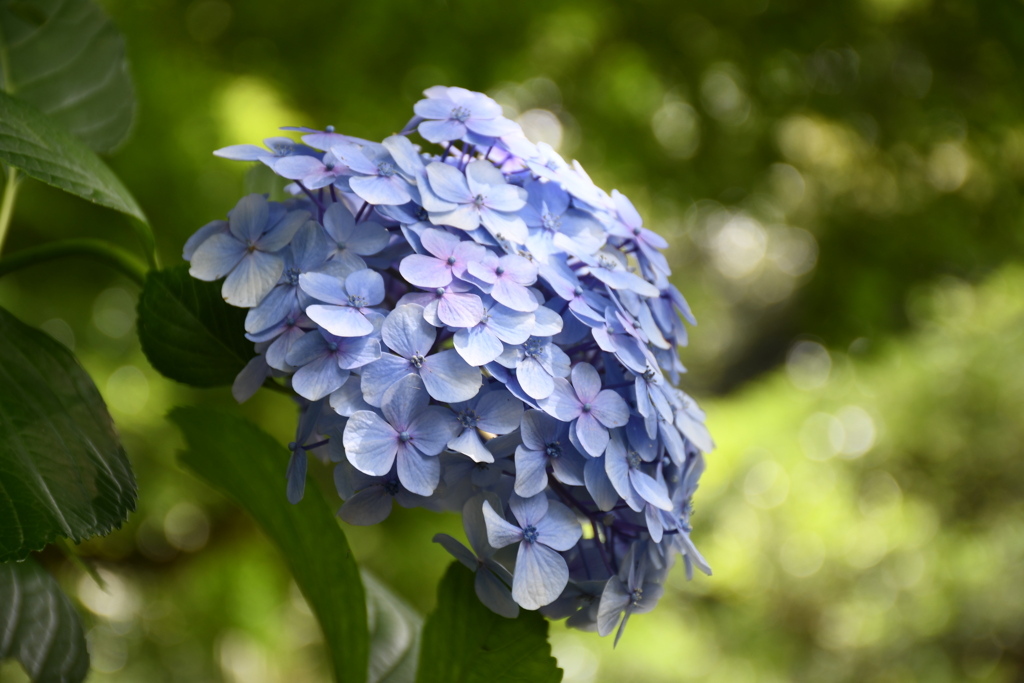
{"left": 0, "top": 166, "right": 20, "bottom": 256}
{"left": 0, "top": 238, "right": 148, "bottom": 287}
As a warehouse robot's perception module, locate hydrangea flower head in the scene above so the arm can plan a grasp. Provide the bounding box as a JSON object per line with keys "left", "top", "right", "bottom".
{"left": 189, "top": 86, "right": 714, "bottom": 641}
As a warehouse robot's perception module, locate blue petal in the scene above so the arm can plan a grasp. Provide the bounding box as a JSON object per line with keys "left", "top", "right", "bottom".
{"left": 420, "top": 350, "right": 482, "bottom": 403}
{"left": 433, "top": 533, "right": 479, "bottom": 570}
{"left": 509, "top": 492, "right": 548, "bottom": 528}
{"left": 359, "top": 353, "right": 415, "bottom": 406}
{"left": 381, "top": 373, "right": 430, "bottom": 429}
{"left": 631, "top": 470, "right": 673, "bottom": 511}
{"left": 517, "top": 357, "right": 555, "bottom": 400}
{"left": 596, "top": 578, "right": 630, "bottom": 637}
{"left": 339, "top": 487, "right": 394, "bottom": 526}
{"left": 407, "top": 406, "right": 458, "bottom": 455}
{"left": 286, "top": 450, "right": 307, "bottom": 504}
{"left": 396, "top": 446, "right": 440, "bottom": 496}
{"left": 512, "top": 542, "right": 568, "bottom": 611}
{"left": 574, "top": 413, "right": 610, "bottom": 457}
{"left": 350, "top": 175, "right": 413, "bottom": 206}
{"left": 513, "top": 447, "right": 549, "bottom": 498}
{"left": 381, "top": 305, "right": 436, "bottom": 359}
{"left": 227, "top": 194, "right": 269, "bottom": 243}
{"left": 306, "top": 305, "right": 374, "bottom": 337}
{"left": 475, "top": 389, "right": 523, "bottom": 434}
{"left": 222, "top": 251, "right": 284, "bottom": 308}
{"left": 345, "top": 269, "right": 386, "bottom": 306}
{"left": 482, "top": 501, "right": 523, "bottom": 549}
{"left": 437, "top": 292, "right": 485, "bottom": 328}
{"left": 291, "top": 356, "right": 350, "bottom": 401}
{"left": 584, "top": 457, "right": 619, "bottom": 512}
{"left": 454, "top": 325, "right": 504, "bottom": 367}
{"left": 419, "top": 119, "right": 467, "bottom": 143}
{"left": 534, "top": 500, "right": 582, "bottom": 551}
{"left": 299, "top": 271, "right": 349, "bottom": 305}
{"left": 426, "top": 162, "right": 472, "bottom": 203}
{"left": 538, "top": 377, "right": 582, "bottom": 421}
{"left": 344, "top": 410, "right": 399, "bottom": 476}
{"left": 400, "top": 254, "right": 452, "bottom": 288}
{"left": 476, "top": 569, "right": 520, "bottom": 619}
{"left": 189, "top": 233, "right": 246, "bottom": 281}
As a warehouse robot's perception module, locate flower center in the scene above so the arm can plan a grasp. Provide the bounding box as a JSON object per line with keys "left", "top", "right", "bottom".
{"left": 522, "top": 524, "right": 539, "bottom": 543}
{"left": 630, "top": 587, "right": 643, "bottom": 605}
{"left": 545, "top": 441, "right": 562, "bottom": 459}
{"left": 384, "top": 479, "right": 400, "bottom": 496}
{"left": 451, "top": 106, "right": 471, "bottom": 122}
{"left": 542, "top": 213, "right": 561, "bottom": 231}
{"left": 348, "top": 294, "right": 368, "bottom": 308}
{"left": 410, "top": 354, "right": 425, "bottom": 369}
{"left": 285, "top": 266, "right": 301, "bottom": 285}
{"left": 447, "top": 255, "right": 457, "bottom": 265}
{"left": 627, "top": 451, "right": 642, "bottom": 470}
{"left": 399, "top": 431, "right": 412, "bottom": 443}
{"left": 582, "top": 402, "right": 592, "bottom": 413}
{"left": 458, "top": 409, "right": 479, "bottom": 428}
{"left": 327, "top": 341, "right": 338, "bottom": 352}
{"left": 522, "top": 337, "right": 544, "bottom": 357}
{"left": 633, "top": 227, "right": 642, "bottom": 236}
{"left": 377, "top": 161, "right": 396, "bottom": 177}
{"left": 473, "top": 194, "right": 486, "bottom": 208}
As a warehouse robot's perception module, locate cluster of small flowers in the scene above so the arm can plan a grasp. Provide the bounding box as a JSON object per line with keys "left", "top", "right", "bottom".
{"left": 184, "top": 86, "right": 712, "bottom": 642}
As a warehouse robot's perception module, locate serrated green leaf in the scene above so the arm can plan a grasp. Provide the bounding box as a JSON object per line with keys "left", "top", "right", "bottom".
{"left": 416, "top": 563, "right": 563, "bottom": 683}
{"left": 170, "top": 407, "right": 369, "bottom": 683}
{"left": 0, "top": 0, "right": 136, "bottom": 153}
{"left": 0, "top": 556, "right": 89, "bottom": 682}
{"left": 0, "top": 91, "right": 145, "bottom": 222}
{"left": 364, "top": 571, "right": 422, "bottom": 683}
{"left": 0, "top": 306, "right": 136, "bottom": 562}
{"left": 137, "top": 265, "right": 254, "bottom": 387}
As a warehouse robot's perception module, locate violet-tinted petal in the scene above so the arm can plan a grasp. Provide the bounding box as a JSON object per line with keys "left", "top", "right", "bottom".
{"left": 381, "top": 304, "right": 436, "bottom": 360}
{"left": 632, "top": 470, "right": 673, "bottom": 511}
{"left": 339, "top": 487, "right": 394, "bottom": 526}
{"left": 517, "top": 357, "right": 555, "bottom": 400}
{"left": 232, "top": 354, "right": 268, "bottom": 404}
{"left": 286, "top": 450, "right": 307, "bottom": 504}
{"left": 570, "top": 363, "right": 602, "bottom": 403}
{"left": 584, "top": 457, "right": 618, "bottom": 512}
{"left": 590, "top": 390, "right": 630, "bottom": 429}
{"left": 476, "top": 568, "right": 520, "bottom": 619}
{"left": 396, "top": 446, "right": 440, "bottom": 496}
{"left": 426, "top": 162, "right": 472, "bottom": 203}
{"left": 292, "top": 356, "right": 350, "bottom": 401}
{"left": 344, "top": 410, "right": 399, "bottom": 476}
{"left": 330, "top": 376, "right": 373, "bottom": 416}
{"left": 350, "top": 174, "right": 413, "bottom": 206}
{"left": 513, "top": 542, "right": 568, "bottom": 611}
{"left": 597, "top": 578, "right": 630, "bottom": 637}
{"left": 431, "top": 204, "right": 481, "bottom": 232}
{"left": 491, "top": 278, "right": 538, "bottom": 313}
{"left": 408, "top": 406, "right": 459, "bottom": 455}
{"left": 285, "top": 329, "right": 328, "bottom": 367}
{"left": 575, "top": 412, "right": 610, "bottom": 457}
{"left": 222, "top": 251, "right": 284, "bottom": 308}
{"left": 509, "top": 492, "right": 549, "bottom": 528}
{"left": 227, "top": 194, "right": 270, "bottom": 242}
{"left": 519, "top": 410, "right": 553, "bottom": 451}
{"left": 381, "top": 373, "right": 430, "bottom": 428}
{"left": 482, "top": 501, "right": 523, "bottom": 549}
{"left": 433, "top": 533, "right": 478, "bottom": 571}
{"left": 298, "top": 271, "right": 349, "bottom": 304}
{"left": 513, "top": 447, "right": 549, "bottom": 498}
{"left": 454, "top": 325, "right": 504, "bottom": 367}
{"left": 275, "top": 155, "right": 327, "bottom": 181}
{"left": 345, "top": 269, "right": 385, "bottom": 306}
{"left": 479, "top": 208, "right": 528, "bottom": 244}
{"left": 307, "top": 305, "right": 374, "bottom": 337}
{"left": 419, "top": 119, "right": 466, "bottom": 144}
{"left": 534, "top": 500, "right": 582, "bottom": 551}
{"left": 400, "top": 254, "right": 452, "bottom": 288}
{"left": 360, "top": 353, "right": 414, "bottom": 406}
{"left": 475, "top": 389, "right": 523, "bottom": 434}
{"left": 420, "top": 350, "right": 481, "bottom": 403}
{"left": 189, "top": 233, "right": 247, "bottom": 280}
{"left": 487, "top": 306, "right": 534, "bottom": 344}
{"left": 539, "top": 377, "right": 582, "bottom": 421}
{"left": 437, "top": 291, "right": 485, "bottom": 328}
{"left": 449, "top": 428, "right": 493, "bottom": 463}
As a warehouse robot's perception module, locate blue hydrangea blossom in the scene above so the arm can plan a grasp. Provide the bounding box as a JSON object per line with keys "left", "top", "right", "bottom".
{"left": 185, "top": 85, "right": 714, "bottom": 642}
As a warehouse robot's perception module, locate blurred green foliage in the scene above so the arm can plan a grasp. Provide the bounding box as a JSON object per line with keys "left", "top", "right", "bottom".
{"left": 2, "top": 0, "right": 1023, "bottom": 680}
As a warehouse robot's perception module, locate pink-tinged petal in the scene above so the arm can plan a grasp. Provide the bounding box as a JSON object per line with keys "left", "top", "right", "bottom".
{"left": 437, "top": 292, "right": 485, "bottom": 328}
{"left": 538, "top": 377, "right": 582, "bottom": 421}
{"left": 466, "top": 260, "right": 498, "bottom": 285}
{"left": 590, "top": 390, "right": 630, "bottom": 428}
{"left": 420, "top": 350, "right": 482, "bottom": 403}
{"left": 575, "top": 413, "right": 610, "bottom": 457}
{"left": 274, "top": 155, "right": 326, "bottom": 181}
{"left": 513, "top": 543, "right": 568, "bottom": 610}
{"left": 534, "top": 500, "right": 582, "bottom": 551}
{"left": 189, "top": 233, "right": 246, "bottom": 281}
{"left": 222, "top": 251, "right": 284, "bottom": 307}
{"left": 482, "top": 501, "right": 523, "bottom": 549}
{"left": 344, "top": 411, "right": 399, "bottom": 476}
{"left": 420, "top": 227, "right": 461, "bottom": 258}
{"left": 400, "top": 254, "right": 452, "bottom": 288}
{"left": 307, "top": 305, "right": 374, "bottom": 337}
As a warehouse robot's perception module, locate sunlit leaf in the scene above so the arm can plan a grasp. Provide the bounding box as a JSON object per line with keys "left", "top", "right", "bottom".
{"left": 137, "top": 265, "right": 254, "bottom": 387}
{"left": 416, "top": 562, "right": 563, "bottom": 683}
{"left": 171, "top": 407, "right": 369, "bottom": 683}
{"left": 0, "top": 91, "right": 146, "bottom": 222}
{"left": 0, "top": 0, "right": 136, "bottom": 152}
{"left": 0, "top": 556, "right": 89, "bottom": 682}
{"left": 0, "top": 306, "right": 136, "bottom": 562}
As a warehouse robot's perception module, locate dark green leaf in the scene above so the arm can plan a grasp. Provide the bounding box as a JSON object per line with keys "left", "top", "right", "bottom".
{"left": 416, "top": 563, "right": 563, "bottom": 683}
{"left": 0, "top": 556, "right": 89, "bottom": 682}
{"left": 137, "top": 265, "right": 254, "bottom": 387}
{"left": 0, "top": 91, "right": 146, "bottom": 222}
{"left": 363, "top": 571, "right": 422, "bottom": 683}
{"left": 170, "top": 407, "right": 369, "bottom": 683}
{"left": 0, "top": 306, "right": 136, "bottom": 562}
{"left": 0, "top": 0, "right": 135, "bottom": 152}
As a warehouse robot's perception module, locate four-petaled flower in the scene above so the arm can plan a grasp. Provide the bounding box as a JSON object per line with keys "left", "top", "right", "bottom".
{"left": 540, "top": 362, "right": 630, "bottom": 456}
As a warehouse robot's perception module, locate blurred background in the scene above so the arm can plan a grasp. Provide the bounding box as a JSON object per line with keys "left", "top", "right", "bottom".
{"left": 1, "top": 0, "right": 1023, "bottom": 680}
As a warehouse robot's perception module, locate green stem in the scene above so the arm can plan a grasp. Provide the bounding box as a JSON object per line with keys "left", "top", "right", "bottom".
{"left": 0, "top": 238, "right": 148, "bottom": 287}
{"left": 0, "top": 166, "right": 20, "bottom": 255}
{"left": 131, "top": 216, "right": 160, "bottom": 270}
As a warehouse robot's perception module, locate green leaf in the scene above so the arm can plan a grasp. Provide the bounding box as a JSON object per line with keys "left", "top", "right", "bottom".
{"left": 0, "top": 556, "right": 89, "bottom": 682}
{"left": 0, "top": 90, "right": 146, "bottom": 223}
{"left": 0, "top": 306, "right": 136, "bottom": 562}
{"left": 363, "top": 571, "right": 422, "bottom": 683}
{"left": 137, "top": 265, "right": 254, "bottom": 387}
{"left": 0, "top": 0, "right": 136, "bottom": 153}
{"left": 170, "top": 407, "right": 369, "bottom": 683}
{"left": 416, "top": 563, "right": 563, "bottom": 683}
